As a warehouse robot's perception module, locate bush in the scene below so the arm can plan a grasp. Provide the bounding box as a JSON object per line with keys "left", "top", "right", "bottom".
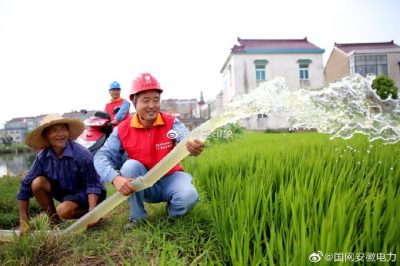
{"left": 372, "top": 75, "right": 398, "bottom": 100}
{"left": 1, "top": 136, "right": 13, "bottom": 146}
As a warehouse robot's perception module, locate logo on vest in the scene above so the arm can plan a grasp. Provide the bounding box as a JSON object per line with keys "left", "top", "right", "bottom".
{"left": 155, "top": 141, "right": 173, "bottom": 150}
{"left": 166, "top": 129, "right": 179, "bottom": 139}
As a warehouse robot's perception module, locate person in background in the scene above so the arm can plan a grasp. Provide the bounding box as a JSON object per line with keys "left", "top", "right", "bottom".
{"left": 17, "top": 114, "right": 106, "bottom": 234}
{"left": 94, "top": 73, "right": 205, "bottom": 231}
{"left": 105, "top": 81, "right": 130, "bottom": 127}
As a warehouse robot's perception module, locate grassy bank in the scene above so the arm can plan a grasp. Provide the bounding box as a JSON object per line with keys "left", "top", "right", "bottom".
{"left": 0, "top": 176, "right": 41, "bottom": 229}
{"left": 0, "top": 182, "right": 223, "bottom": 265}
{"left": 0, "top": 132, "right": 399, "bottom": 265}
{"left": 0, "top": 144, "right": 33, "bottom": 154}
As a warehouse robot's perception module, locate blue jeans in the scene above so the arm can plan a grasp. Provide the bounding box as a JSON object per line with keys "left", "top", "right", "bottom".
{"left": 120, "top": 159, "right": 199, "bottom": 222}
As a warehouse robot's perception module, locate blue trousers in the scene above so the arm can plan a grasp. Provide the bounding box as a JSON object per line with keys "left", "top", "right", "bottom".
{"left": 120, "top": 159, "right": 199, "bottom": 222}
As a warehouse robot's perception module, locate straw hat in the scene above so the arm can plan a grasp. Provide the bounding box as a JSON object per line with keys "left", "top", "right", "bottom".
{"left": 25, "top": 114, "right": 85, "bottom": 149}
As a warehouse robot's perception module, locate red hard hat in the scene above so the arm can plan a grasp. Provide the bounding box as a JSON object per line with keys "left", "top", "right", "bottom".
{"left": 129, "top": 73, "right": 163, "bottom": 101}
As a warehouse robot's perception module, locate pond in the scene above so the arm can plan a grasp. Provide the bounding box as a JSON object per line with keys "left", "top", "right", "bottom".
{"left": 0, "top": 152, "right": 36, "bottom": 177}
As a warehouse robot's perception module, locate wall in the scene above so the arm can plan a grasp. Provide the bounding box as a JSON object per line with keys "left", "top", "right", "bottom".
{"left": 221, "top": 52, "right": 324, "bottom": 130}
{"left": 228, "top": 53, "right": 324, "bottom": 101}
{"left": 3, "top": 129, "right": 26, "bottom": 144}
{"left": 325, "top": 48, "right": 350, "bottom": 82}
{"left": 387, "top": 52, "right": 400, "bottom": 89}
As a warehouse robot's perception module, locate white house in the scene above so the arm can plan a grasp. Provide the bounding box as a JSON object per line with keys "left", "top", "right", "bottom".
{"left": 220, "top": 37, "right": 325, "bottom": 130}
{"left": 3, "top": 117, "right": 35, "bottom": 144}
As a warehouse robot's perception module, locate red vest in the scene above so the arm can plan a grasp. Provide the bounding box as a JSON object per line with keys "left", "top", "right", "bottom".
{"left": 105, "top": 98, "right": 129, "bottom": 123}
{"left": 118, "top": 113, "right": 184, "bottom": 176}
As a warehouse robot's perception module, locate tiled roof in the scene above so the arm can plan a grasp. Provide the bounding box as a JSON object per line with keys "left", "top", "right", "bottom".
{"left": 62, "top": 111, "right": 96, "bottom": 120}
{"left": 6, "top": 117, "right": 35, "bottom": 123}
{"left": 62, "top": 112, "right": 84, "bottom": 119}
{"left": 231, "top": 37, "right": 324, "bottom": 53}
{"left": 335, "top": 41, "right": 400, "bottom": 54}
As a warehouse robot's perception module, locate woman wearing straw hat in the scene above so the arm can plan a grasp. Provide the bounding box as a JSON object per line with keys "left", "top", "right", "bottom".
{"left": 17, "top": 114, "right": 106, "bottom": 234}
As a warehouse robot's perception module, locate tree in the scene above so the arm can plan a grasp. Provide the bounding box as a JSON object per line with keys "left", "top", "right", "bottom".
{"left": 372, "top": 75, "right": 398, "bottom": 100}
{"left": 1, "top": 135, "right": 13, "bottom": 146}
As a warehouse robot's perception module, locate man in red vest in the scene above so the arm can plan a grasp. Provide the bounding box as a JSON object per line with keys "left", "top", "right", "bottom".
{"left": 94, "top": 73, "right": 205, "bottom": 230}
{"left": 105, "top": 81, "right": 130, "bottom": 127}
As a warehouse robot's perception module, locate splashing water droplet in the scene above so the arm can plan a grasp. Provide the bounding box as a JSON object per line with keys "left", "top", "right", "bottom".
{"left": 217, "top": 74, "right": 399, "bottom": 144}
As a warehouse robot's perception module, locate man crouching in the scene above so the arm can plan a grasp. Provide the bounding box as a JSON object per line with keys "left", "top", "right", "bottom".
{"left": 17, "top": 114, "right": 106, "bottom": 234}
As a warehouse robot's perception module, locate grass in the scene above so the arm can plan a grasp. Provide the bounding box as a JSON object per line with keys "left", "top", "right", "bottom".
{"left": 54, "top": 189, "right": 223, "bottom": 265}
{"left": 0, "top": 132, "right": 399, "bottom": 265}
{"left": 0, "top": 183, "right": 224, "bottom": 265}
{"left": 187, "top": 132, "right": 400, "bottom": 265}
{"left": 0, "top": 176, "right": 41, "bottom": 229}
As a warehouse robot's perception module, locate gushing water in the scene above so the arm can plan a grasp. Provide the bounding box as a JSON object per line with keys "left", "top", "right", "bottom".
{"left": 219, "top": 74, "right": 399, "bottom": 144}
{"left": 59, "top": 74, "right": 400, "bottom": 234}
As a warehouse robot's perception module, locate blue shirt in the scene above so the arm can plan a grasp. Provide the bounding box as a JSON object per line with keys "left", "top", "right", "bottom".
{"left": 115, "top": 99, "right": 130, "bottom": 122}
{"left": 94, "top": 117, "right": 189, "bottom": 183}
{"left": 17, "top": 140, "right": 106, "bottom": 201}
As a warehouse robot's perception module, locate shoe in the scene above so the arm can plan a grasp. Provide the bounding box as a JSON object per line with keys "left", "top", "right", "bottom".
{"left": 49, "top": 214, "right": 62, "bottom": 226}
{"left": 167, "top": 216, "right": 178, "bottom": 224}
{"left": 123, "top": 220, "right": 144, "bottom": 232}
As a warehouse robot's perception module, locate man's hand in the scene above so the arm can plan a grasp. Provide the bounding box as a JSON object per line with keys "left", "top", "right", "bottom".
{"left": 112, "top": 176, "right": 136, "bottom": 196}
{"left": 185, "top": 139, "right": 205, "bottom": 156}
{"left": 18, "top": 200, "right": 30, "bottom": 236}
{"left": 19, "top": 218, "right": 31, "bottom": 236}
{"left": 87, "top": 218, "right": 102, "bottom": 229}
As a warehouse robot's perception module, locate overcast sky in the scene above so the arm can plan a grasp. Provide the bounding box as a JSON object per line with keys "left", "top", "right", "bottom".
{"left": 0, "top": 0, "right": 399, "bottom": 127}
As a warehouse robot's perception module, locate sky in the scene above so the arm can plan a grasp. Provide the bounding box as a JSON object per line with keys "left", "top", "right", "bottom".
{"left": 0, "top": 0, "right": 399, "bottom": 128}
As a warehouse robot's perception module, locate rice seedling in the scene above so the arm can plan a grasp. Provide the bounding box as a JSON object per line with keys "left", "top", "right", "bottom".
{"left": 186, "top": 132, "right": 400, "bottom": 265}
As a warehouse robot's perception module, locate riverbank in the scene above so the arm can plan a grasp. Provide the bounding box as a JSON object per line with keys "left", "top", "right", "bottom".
{"left": 0, "top": 176, "right": 222, "bottom": 264}
{"left": 0, "top": 145, "right": 33, "bottom": 154}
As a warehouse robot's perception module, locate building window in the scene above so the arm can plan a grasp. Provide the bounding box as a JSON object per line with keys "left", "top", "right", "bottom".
{"left": 254, "top": 60, "right": 268, "bottom": 81}
{"left": 299, "top": 64, "right": 309, "bottom": 80}
{"left": 353, "top": 54, "right": 388, "bottom": 76}
{"left": 398, "top": 61, "right": 400, "bottom": 77}
{"left": 223, "top": 65, "right": 231, "bottom": 90}
{"left": 256, "top": 65, "right": 266, "bottom": 81}
{"left": 297, "top": 59, "right": 312, "bottom": 80}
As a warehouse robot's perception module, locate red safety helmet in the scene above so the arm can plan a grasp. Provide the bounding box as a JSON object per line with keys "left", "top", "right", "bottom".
{"left": 129, "top": 73, "right": 163, "bottom": 101}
